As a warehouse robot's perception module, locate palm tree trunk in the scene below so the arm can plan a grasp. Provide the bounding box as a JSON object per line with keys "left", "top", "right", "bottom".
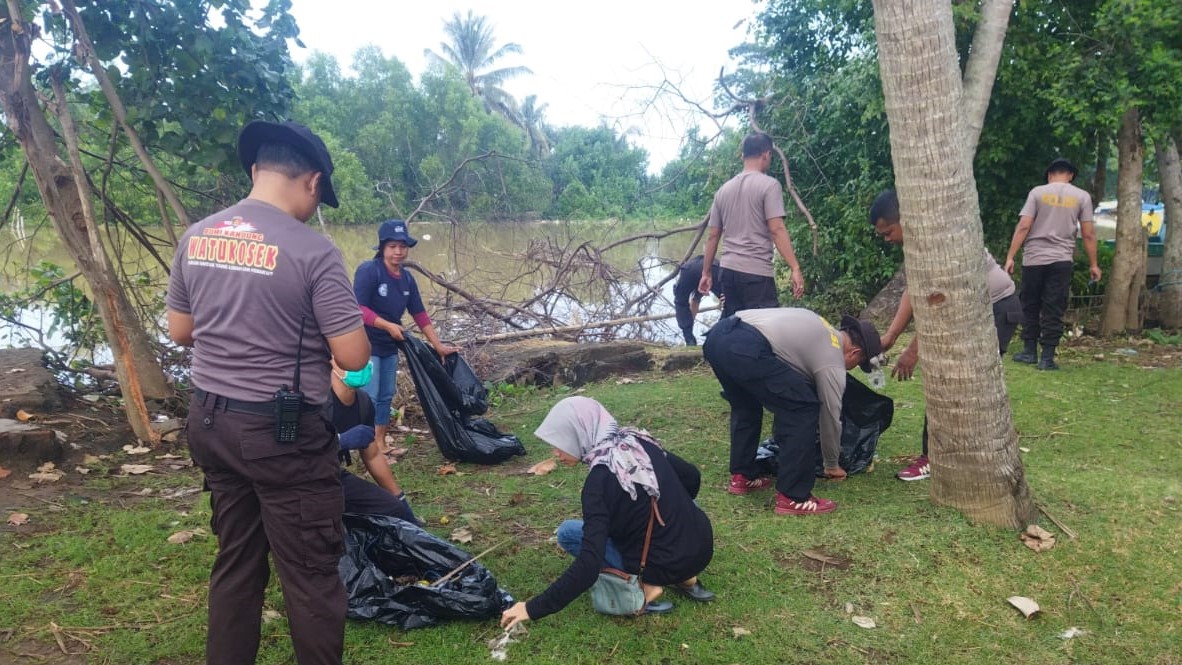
{"left": 1154, "top": 133, "right": 1182, "bottom": 328}
{"left": 1101, "top": 108, "right": 1147, "bottom": 334}
{"left": 872, "top": 0, "right": 1035, "bottom": 528}
{"left": 961, "top": 0, "right": 1013, "bottom": 157}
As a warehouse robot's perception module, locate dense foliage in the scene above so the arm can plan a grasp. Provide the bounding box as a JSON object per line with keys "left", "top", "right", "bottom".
{"left": 1, "top": 1, "right": 1178, "bottom": 321}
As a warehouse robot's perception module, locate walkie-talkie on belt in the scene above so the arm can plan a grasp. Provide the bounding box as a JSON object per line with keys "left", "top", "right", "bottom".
{"left": 274, "top": 317, "right": 307, "bottom": 444}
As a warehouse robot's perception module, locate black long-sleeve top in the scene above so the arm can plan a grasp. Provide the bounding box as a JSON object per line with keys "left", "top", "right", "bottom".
{"left": 525, "top": 442, "right": 713, "bottom": 621}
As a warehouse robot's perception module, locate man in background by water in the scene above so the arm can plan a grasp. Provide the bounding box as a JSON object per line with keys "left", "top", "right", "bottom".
{"left": 673, "top": 255, "right": 721, "bottom": 345}
{"left": 698, "top": 132, "right": 805, "bottom": 316}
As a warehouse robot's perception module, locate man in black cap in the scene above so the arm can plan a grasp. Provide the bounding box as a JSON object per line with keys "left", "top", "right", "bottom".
{"left": 672, "top": 255, "right": 721, "bottom": 345}
{"left": 702, "top": 308, "right": 882, "bottom": 515}
{"left": 167, "top": 120, "right": 370, "bottom": 665}
{"left": 1003, "top": 158, "right": 1101, "bottom": 370}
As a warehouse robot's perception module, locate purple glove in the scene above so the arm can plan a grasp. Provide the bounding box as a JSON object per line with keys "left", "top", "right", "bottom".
{"left": 338, "top": 425, "right": 375, "bottom": 451}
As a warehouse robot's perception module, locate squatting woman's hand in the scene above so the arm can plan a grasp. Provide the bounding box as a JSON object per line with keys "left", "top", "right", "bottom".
{"left": 500, "top": 602, "right": 531, "bottom": 630}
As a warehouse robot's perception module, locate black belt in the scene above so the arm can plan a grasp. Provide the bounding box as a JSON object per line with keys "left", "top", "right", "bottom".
{"left": 193, "top": 387, "right": 320, "bottom": 416}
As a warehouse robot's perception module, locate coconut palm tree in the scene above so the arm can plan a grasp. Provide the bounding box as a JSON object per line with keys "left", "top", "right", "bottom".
{"left": 519, "top": 94, "right": 551, "bottom": 157}
{"left": 424, "top": 10, "right": 532, "bottom": 121}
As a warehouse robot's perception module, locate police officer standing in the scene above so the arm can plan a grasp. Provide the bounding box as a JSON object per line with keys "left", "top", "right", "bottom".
{"left": 167, "top": 121, "right": 370, "bottom": 665}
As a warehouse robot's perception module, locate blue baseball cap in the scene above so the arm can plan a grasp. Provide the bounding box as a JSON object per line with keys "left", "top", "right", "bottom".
{"left": 373, "top": 219, "right": 418, "bottom": 250}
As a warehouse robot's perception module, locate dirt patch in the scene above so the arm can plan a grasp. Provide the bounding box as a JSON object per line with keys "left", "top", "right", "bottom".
{"left": 0, "top": 634, "right": 87, "bottom": 665}
{"left": 1059, "top": 335, "right": 1182, "bottom": 368}
{"left": 797, "top": 548, "right": 853, "bottom": 573}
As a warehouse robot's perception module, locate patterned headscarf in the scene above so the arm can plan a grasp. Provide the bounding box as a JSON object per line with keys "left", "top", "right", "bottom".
{"left": 533, "top": 396, "right": 662, "bottom": 501}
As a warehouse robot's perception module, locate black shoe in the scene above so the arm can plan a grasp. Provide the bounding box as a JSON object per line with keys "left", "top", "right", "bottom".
{"left": 1037, "top": 358, "right": 1059, "bottom": 370}
{"left": 671, "top": 582, "right": 716, "bottom": 603}
{"left": 1012, "top": 350, "right": 1038, "bottom": 364}
{"left": 643, "top": 600, "right": 674, "bottom": 614}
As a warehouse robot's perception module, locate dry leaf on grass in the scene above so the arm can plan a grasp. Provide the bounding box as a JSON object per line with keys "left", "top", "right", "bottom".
{"left": 0, "top": 465, "right": 10, "bottom": 479}
{"left": 167, "top": 528, "right": 207, "bottom": 544}
{"left": 1007, "top": 596, "right": 1040, "bottom": 619}
{"left": 437, "top": 463, "right": 458, "bottom": 476}
{"left": 1019, "top": 524, "right": 1056, "bottom": 552}
{"left": 74, "top": 467, "right": 91, "bottom": 475}
{"left": 122, "top": 444, "right": 151, "bottom": 455}
{"left": 15, "top": 409, "right": 34, "bottom": 422}
{"left": 852, "top": 616, "right": 877, "bottom": 629}
{"left": 81, "top": 454, "right": 102, "bottom": 465}
{"left": 450, "top": 527, "right": 474, "bottom": 544}
{"left": 1059, "top": 627, "right": 1087, "bottom": 639}
{"left": 528, "top": 458, "right": 557, "bottom": 476}
{"left": 7, "top": 512, "right": 30, "bottom": 526}
{"left": 121, "top": 464, "right": 154, "bottom": 475}
{"left": 261, "top": 609, "right": 283, "bottom": 624}
{"left": 29, "top": 462, "right": 64, "bottom": 483}
{"left": 731, "top": 627, "right": 751, "bottom": 638}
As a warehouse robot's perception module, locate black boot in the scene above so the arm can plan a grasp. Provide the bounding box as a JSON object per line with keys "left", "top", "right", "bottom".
{"left": 1013, "top": 340, "right": 1038, "bottom": 364}
{"left": 1037, "top": 345, "right": 1059, "bottom": 370}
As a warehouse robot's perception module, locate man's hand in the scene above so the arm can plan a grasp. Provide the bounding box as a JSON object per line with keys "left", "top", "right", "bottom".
{"left": 892, "top": 346, "right": 919, "bottom": 381}
{"left": 698, "top": 274, "right": 713, "bottom": 297}
{"left": 790, "top": 267, "right": 805, "bottom": 298}
{"left": 1003, "top": 257, "right": 1015, "bottom": 274}
{"left": 1090, "top": 265, "right": 1102, "bottom": 282}
{"left": 823, "top": 466, "right": 847, "bottom": 481}
{"left": 500, "top": 601, "right": 531, "bottom": 630}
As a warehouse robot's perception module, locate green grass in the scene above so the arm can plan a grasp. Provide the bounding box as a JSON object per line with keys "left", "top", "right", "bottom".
{"left": 2, "top": 341, "right": 1181, "bottom": 664}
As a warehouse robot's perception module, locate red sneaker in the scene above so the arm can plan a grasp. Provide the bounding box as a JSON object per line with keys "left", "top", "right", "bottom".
{"left": 728, "top": 473, "right": 774, "bottom": 495}
{"left": 774, "top": 493, "right": 837, "bottom": 515}
{"left": 896, "top": 455, "right": 931, "bottom": 481}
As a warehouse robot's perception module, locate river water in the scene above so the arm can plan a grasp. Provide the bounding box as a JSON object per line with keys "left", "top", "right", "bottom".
{"left": 0, "top": 218, "right": 720, "bottom": 354}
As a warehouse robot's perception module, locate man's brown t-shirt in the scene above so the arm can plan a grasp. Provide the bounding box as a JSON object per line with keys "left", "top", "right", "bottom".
{"left": 167, "top": 199, "right": 362, "bottom": 404}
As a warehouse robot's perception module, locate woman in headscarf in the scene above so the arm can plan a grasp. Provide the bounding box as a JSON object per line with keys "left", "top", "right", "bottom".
{"left": 500, "top": 396, "right": 715, "bottom": 629}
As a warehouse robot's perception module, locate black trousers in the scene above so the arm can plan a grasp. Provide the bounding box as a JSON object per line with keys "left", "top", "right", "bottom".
{"left": 340, "top": 470, "right": 412, "bottom": 520}
{"left": 920, "top": 291, "right": 1023, "bottom": 455}
{"left": 1018, "top": 261, "right": 1073, "bottom": 347}
{"left": 187, "top": 391, "right": 345, "bottom": 665}
{"left": 703, "top": 317, "right": 820, "bottom": 501}
{"left": 719, "top": 267, "right": 779, "bottom": 318}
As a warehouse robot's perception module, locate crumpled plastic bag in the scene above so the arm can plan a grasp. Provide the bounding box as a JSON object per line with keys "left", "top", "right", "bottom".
{"left": 339, "top": 513, "right": 514, "bottom": 630}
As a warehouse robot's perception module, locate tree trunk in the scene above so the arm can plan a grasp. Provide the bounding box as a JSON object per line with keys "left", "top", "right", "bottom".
{"left": 60, "top": 0, "right": 190, "bottom": 235}
{"left": 0, "top": 8, "right": 171, "bottom": 442}
{"left": 864, "top": 0, "right": 1012, "bottom": 317}
{"left": 961, "top": 0, "right": 1013, "bottom": 157}
{"left": 872, "top": 0, "right": 1035, "bottom": 528}
{"left": 1101, "top": 107, "right": 1147, "bottom": 335}
{"left": 1155, "top": 133, "right": 1182, "bottom": 328}
{"left": 1090, "top": 132, "right": 1110, "bottom": 204}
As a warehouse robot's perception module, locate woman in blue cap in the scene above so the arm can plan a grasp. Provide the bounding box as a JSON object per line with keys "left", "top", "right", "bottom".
{"left": 353, "top": 220, "right": 458, "bottom": 450}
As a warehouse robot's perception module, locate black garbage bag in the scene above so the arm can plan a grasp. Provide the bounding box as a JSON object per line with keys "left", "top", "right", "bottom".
{"left": 752, "top": 374, "right": 893, "bottom": 477}
{"left": 443, "top": 352, "right": 489, "bottom": 417}
{"left": 339, "top": 513, "right": 514, "bottom": 630}
{"left": 398, "top": 335, "right": 526, "bottom": 464}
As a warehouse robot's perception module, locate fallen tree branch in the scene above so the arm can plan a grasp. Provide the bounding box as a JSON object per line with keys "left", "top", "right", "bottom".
{"left": 474, "top": 305, "right": 719, "bottom": 343}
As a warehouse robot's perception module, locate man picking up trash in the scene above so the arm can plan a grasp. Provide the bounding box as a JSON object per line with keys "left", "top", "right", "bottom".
{"left": 702, "top": 308, "right": 882, "bottom": 515}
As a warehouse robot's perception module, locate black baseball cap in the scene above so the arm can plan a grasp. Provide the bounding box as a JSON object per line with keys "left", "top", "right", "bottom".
{"left": 840, "top": 315, "right": 883, "bottom": 373}
{"left": 237, "top": 120, "right": 339, "bottom": 208}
